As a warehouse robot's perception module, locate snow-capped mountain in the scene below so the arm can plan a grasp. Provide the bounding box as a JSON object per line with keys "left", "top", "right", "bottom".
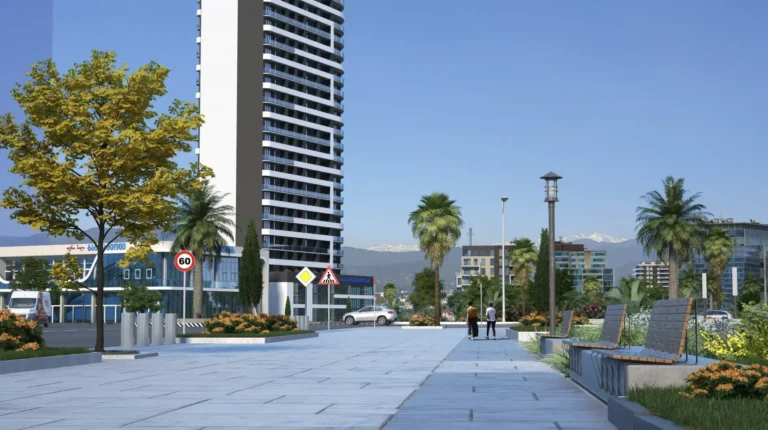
{"left": 562, "top": 233, "right": 628, "bottom": 244}
{"left": 366, "top": 244, "right": 421, "bottom": 253}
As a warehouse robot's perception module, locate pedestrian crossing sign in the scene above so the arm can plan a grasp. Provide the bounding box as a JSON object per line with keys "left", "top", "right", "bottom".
{"left": 317, "top": 266, "right": 340, "bottom": 285}
{"left": 296, "top": 267, "right": 316, "bottom": 287}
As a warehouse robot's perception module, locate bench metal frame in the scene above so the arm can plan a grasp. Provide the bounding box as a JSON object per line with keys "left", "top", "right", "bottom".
{"left": 564, "top": 304, "right": 627, "bottom": 376}
{"left": 536, "top": 310, "right": 574, "bottom": 340}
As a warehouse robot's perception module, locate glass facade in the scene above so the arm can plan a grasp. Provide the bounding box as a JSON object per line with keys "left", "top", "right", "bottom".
{"left": 554, "top": 249, "right": 615, "bottom": 291}
{"left": 311, "top": 276, "right": 374, "bottom": 322}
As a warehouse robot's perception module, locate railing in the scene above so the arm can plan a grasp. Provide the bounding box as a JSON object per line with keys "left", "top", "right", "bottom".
{"left": 334, "top": 195, "right": 344, "bottom": 203}
{"left": 333, "top": 129, "right": 344, "bottom": 137}
{"left": 264, "top": 244, "right": 330, "bottom": 254}
{"left": 334, "top": 88, "right": 344, "bottom": 97}
{"left": 333, "top": 75, "right": 344, "bottom": 84}
{"left": 334, "top": 249, "right": 344, "bottom": 256}
{"left": 263, "top": 96, "right": 295, "bottom": 109}
{"left": 262, "top": 213, "right": 295, "bottom": 223}
{"left": 334, "top": 209, "right": 344, "bottom": 216}
{"left": 334, "top": 263, "right": 344, "bottom": 270}
{"left": 334, "top": 141, "right": 344, "bottom": 149}
{"left": 334, "top": 236, "right": 344, "bottom": 243}
{"left": 333, "top": 182, "right": 344, "bottom": 190}
{"left": 334, "top": 23, "right": 344, "bottom": 32}
{"left": 263, "top": 183, "right": 333, "bottom": 200}
{"left": 264, "top": 66, "right": 331, "bottom": 92}
{"left": 335, "top": 36, "right": 344, "bottom": 45}
{"left": 334, "top": 101, "right": 344, "bottom": 110}
{"left": 263, "top": 125, "right": 329, "bottom": 145}
{"left": 334, "top": 155, "right": 344, "bottom": 163}
{"left": 334, "top": 48, "right": 344, "bottom": 58}
{"left": 264, "top": 37, "right": 295, "bottom": 53}
{"left": 52, "top": 304, "right": 122, "bottom": 323}
{"left": 332, "top": 0, "right": 344, "bottom": 6}
{"left": 264, "top": 8, "right": 331, "bottom": 39}
{"left": 262, "top": 154, "right": 295, "bottom": 165}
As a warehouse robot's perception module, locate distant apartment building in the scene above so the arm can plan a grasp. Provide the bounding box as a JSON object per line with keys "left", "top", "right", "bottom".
{"left": 554, "top": 242, "right": 615, "bottom": 291}
{"left": 693, "top": 218, "right": 768, "bottom": 303}
{"left": 459, "top": 245, "right": 514, "bottom": 288}
{"left": 633, "top": 261, "right": 670, "bottom": 287}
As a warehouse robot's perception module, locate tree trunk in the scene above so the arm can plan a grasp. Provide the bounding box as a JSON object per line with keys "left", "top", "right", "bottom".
{"left": 714, "top": 274, "right": 722, "bottom": 309}
{"left": 433, "top": 265, "right": 441, "bottom": 324}
{"left": 668, "top": 250, "right": 679, "bottom": 299}
{"left": 193, "top": 255, "right": 204, "bottom": 318}
{"left": 521, "top": 281, "right": 527, "bottom": 317}
{"left": 94, "top": 227, "right": 105, "bottom": 352}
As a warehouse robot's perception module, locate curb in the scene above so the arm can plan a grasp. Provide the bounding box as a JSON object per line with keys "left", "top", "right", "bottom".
{"left": 177, "top": 332, "right": 319, "bottom": 344}
{"left": 0, "top": 352, "right": 102, "bottom": 375}
{"left": 608, "top": 397, "right": 686, "bottom": 430}
{"left": 102, "top": 352, "right": 159, "bottom": 360}
{"left": 401, "top": 326, "right": 445, "bottom": 330}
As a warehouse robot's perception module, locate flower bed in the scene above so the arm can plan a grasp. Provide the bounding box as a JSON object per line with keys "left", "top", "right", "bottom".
{"left": 629, "top": 386, "right": 768, "bottom": 430}
{"left": 408, "top": 315, "right": 439, "bottom": 326}
{"left": 509, "top": 325, "right": 548, "bottom": 332}
{"left": 0, "top": 309, "right": 45, "bottom": 352}
{"left": 202, "top": 312, "right": 298, "bottom": 335}
{"left": 0, "top": 347, "right": 91, "bottom": 362}
{"left": 678, "top": 361, "right": 768, "bottom": 399}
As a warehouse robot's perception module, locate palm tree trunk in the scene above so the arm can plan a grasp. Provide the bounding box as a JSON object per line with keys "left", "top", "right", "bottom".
{"left": 433, "top": 265, "right": 441, "bottom": 324}
{"left": 668, "top": 250, "right": 679, "bottom": 299}
{"left": 714, "top": 275, "right": 722, "bottom": 309}
{"left": 193, "top": 256, "right": 204, "bottom": 318}
{"left": 521, "top": 281, "right": 526, "bottom": 317}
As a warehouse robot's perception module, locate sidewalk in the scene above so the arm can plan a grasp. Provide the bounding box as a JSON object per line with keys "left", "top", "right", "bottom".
{"left": 385, "top": 334, "right": 616, "bottom": 430}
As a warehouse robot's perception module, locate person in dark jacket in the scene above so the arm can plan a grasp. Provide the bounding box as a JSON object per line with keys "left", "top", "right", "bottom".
{"left": 467, "top": 302, "right": 479, "bottom": 340}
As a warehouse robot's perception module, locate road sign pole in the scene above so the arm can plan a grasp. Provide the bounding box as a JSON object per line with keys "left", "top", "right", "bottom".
{"left": 182, "top": 271, "right": 187, "bottom": 334}
{"left": 327, "top": 284, "right": 331, "bottom": 331}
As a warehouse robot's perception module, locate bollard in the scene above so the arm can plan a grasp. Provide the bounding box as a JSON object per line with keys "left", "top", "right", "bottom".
{"left": 121, "top": 312, "right": 135, "bottom": 348}
{"left": 164, "top": 313, "right": 177, "bottom": 345}
{"left": 151, "top": 313, "right": 164, "bottom": 345}
{"left": 136, "top": 313, "right": 150, "bottom": 346}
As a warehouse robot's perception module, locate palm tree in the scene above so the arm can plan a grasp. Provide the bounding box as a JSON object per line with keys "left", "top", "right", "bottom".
{"left": 172, "top": 181, "right": 235, "bottom": 318}
{"left": 741, "top": 273, "right": 762, "bottom": 306}
{"left": 678, "top": 264, "right": 700, "bottom": 298}
{"left": 636, "top": 176, "right": 711, "bottom": 299}
{"left": 605, "top": 279, "right": 646, "bottom": 314}
{"left": 509, "top": 238, "right": 537, "bottom": 316}
{"left": 703, "top": 228, "right": 735, "bottom": 309}
{"left": 408, "top": 192, "right": 463, "bottom": 323}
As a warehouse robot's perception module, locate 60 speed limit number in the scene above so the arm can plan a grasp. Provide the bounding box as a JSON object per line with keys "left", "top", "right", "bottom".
{"left": 174, "top": 250, "right": 195, "bottom": 272}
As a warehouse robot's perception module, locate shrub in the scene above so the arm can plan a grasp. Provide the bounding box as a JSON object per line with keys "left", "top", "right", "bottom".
{"left": 701, "top": 330, "right": 749, "bottom": 360}
{"left": 571, "top": 325, "right": 602, "bottom": 342}
{"left": 0, "top": 309, "right": 45, "bottom": 351}
{"left": 203, "top": 311, "right": 297, "bottom": 334}
{"left": 577, "top": 304, "right": 605, "bottom": 319}
{"left": 679, "top": 361, "right": 768, "bottom": 399}
{"left": 409, "top": 315, "right": 438, "bottom": 326}
{"left": 519, "top": 311, "right": 562, "bottom": 328}
{"left": 506, "top": 307, "right": 522, "bottom": 322}
{"left": 739, "top": 303, "right": 768, "bottom": 359}
{"left": 572, "top": 314, "right": 590, "bottom": 325}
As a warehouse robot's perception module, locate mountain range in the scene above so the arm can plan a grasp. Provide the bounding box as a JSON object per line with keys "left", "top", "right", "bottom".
{"left": 0, "top": 231, "right": 652, "bottom": 293}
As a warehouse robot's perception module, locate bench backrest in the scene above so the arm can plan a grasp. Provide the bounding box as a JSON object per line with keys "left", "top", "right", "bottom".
{"left": 558, "top": 310, "right": 574, "bottom": 337}
{"left": 598, "top": 304, "right": 627, "bottom": 345}
{"left": 645, "top": 297, "right": 693, "bottom": 358}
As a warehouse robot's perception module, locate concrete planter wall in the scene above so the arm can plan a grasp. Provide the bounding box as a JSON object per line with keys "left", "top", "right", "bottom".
{"left": 151, "top": 313, "right": 164, "bottom": 345}
{"left": 401, "top": 326, "right": 444, "bottom": 330}
{"left": 164, "top": 313, "right": 177, "bottom": 345}
{"left": 0, "top": 352, "right": 102, "bottom": 375}
{"left": 178, "top": 332, "right": 319, "bottom": 344}
{"left": 506, "top": 329, "right": 545, "bottom": 342}
{"left": 608, "top": 397, "right": 685, "bottom": 430}
{"left": 136, "top": 313, "right": 150, "bottom": 346}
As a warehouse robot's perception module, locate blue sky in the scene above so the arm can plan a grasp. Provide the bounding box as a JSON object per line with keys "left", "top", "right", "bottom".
{"left": 1, "top": 0, "right": 766, "bottom": 248}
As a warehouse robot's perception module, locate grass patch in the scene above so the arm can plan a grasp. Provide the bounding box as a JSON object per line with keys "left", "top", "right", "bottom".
{"left": 510, "top": 326, "right": 550, "bottom": 332}
{"left": 571, "top": 325, "right": 602, "bottom": 342}
{"left": 739, "top": 356, "right": 768, "bottom": 366}
{"left": 520, "top": 340, "right": 541, "bottom": 356}
{"left": 178, "top": 330, "right": 315, "bottom": 338}
{"left": 0, "top": 347, "right": 91, "bottom": 361}
{"left": 629, "top": 386, "right": 768, "bottom": 430}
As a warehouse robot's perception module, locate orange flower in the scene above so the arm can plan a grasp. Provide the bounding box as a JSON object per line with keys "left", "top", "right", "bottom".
{"left": 715, "top": 383, "right": 734, "bottom": 392}
{"left": 15, "top": 342, "right": 40, "bottom": 351}
{"left": 756, "top": 378, "right": 768, "bottom": 390}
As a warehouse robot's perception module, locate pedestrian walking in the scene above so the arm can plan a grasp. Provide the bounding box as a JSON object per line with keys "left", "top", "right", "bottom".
{"left": 485, "top": 302, "right": 497, "bottom": 340}
{"left": 467, "top": 302, "right": 479, "bottom": 340}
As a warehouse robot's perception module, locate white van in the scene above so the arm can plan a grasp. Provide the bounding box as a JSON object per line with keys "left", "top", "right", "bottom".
{"left": 8, "top": 291, "right": 52, "bottom": 327}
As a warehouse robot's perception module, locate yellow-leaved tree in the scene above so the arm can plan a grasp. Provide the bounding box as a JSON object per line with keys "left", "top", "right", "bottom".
{"left": 0, "top": 51, "right": 209, "bottom": 351}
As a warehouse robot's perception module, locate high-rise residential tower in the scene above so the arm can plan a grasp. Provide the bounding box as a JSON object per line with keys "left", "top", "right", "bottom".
{"left": 196, "top": 0, "right": 345, "bottom": 274}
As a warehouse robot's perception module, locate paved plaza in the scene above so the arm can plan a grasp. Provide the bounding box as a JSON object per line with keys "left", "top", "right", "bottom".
{"left": 0, "top": 328, "right": 614, "bottom": 429}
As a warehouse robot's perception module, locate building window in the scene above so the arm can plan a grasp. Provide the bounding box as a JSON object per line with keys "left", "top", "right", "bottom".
{"left": 480, "top": 268, "right": 486, "bottom": 275}
{"left": 473, "top": 258, "right": 478, "bottom": 265}
{"left": 146, "top": 269, "right": 153, "bottom": 280}
{"left": 463, "top": 258, "right": 470, "bottom": 265}
{"left": 490, "top": 259, "right": 495, "bottom": 266}
{"left": 481, "top": 258, "right": 486, "bottom": 266}
{"left": 123, "top": 269, "right": 130, "bottom": 280}
{"left": 135, "top": 269, "right": 142, "bottom": 280}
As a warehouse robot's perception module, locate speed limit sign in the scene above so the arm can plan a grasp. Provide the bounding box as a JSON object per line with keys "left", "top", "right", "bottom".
{"left": 174, "top": 250, "right": 195, "bottom": 272}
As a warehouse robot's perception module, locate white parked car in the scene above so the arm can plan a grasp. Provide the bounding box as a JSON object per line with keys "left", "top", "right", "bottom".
{"left": 698, "top": 310, "right": 733, "bottom": 320}
{"left": 343, "top": 306, "right": 397, "bottom": 325}
{"left": 7, "top": 291, "right": 52, "bottom": 326}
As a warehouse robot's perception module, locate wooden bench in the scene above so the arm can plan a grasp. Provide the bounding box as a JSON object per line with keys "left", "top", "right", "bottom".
{"left": 597, "top": 298, "right": 693, "bottom": 364}
{"left": 563, "top": 304, "right": 627, "bottom": 375}
{"left": 536, "top": 310, "right": 574, "bottom": 339}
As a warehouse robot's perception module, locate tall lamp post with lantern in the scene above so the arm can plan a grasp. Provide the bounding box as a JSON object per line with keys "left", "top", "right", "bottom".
{"left": 541, "top": 172, "right": 562, "bottom": 335}
{"left": 501, "top": 196, "right": 508, "bottom": 322}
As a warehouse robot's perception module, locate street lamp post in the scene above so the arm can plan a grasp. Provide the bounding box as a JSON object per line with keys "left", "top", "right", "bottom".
{"left": 541, "top": 172, "right": 562, "bottom": 336}
{"left": 501, "top": 196, "right": 508, "bottom": 323}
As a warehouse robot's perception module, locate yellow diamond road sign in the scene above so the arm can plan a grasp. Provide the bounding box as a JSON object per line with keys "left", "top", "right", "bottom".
{"left": 296, "top": 267, "right": 316, "bottom": 287}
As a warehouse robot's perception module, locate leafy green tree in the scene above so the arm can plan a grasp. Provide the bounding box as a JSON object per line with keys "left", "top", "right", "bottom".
{"left": 9, "top": 257, "right": 51, "bottom": 292}
{"left": 0, "top": 51, "right": 204, "bottom": 351}
{"left": 284, "top": 297, "right": 291, "bottom": 316}
{"left": 464, "top": 276, "right": 501, "bottom": 312}
{"left": 383, "top": 283, "right": 397, "bottom": 308}
{"left": 582, "top": 276, "right": 602, "bottom": 302}
{"left": 702, "top": 228, "right": 735, "bottom": 309}
{"left": 172, "top": 181, "right": 235, "bottom": 318}
{"left": 678, "top": 265, "right": 700, "bottom": 298}
{"left": 740, "top": 273, "right": 762, "bottom": 308}
{"left": 408, "top": 192, "right": 463, "bottom": 322}
{"left": 509, "top": 237, "right": 537, "bottom": 315}
{"left": 238, "top": 220, "right": 262, "bottom": 313}
{"left": 409, "top": 268, "right": 444, "bottom": 315}
{"left": 530, "top": 228, "right": 550, "bottom": 312}
{"left": 636, "top": 176, "right": 711, "bottom": 299}
{"left": 118, "top": 283, "right": 162, "bottom": 313}
{"left": 641, "top": 281, "right": 668, "bottom": 302}
{"left": 555, "top": 268, "right": 574, "bottom": 306}
{"left": 559, "top": 290, "right": 590, "bottom": 311}
{"left": 345, "top": 296, "right": 352, "bottom": 313}
{"left": 447, "top": 289, "right": 468, "bottom": 318}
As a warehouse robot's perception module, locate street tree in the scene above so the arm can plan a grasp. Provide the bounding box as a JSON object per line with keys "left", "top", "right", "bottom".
{"left": 0, "top": 51, "right": 205, "bottom": 351}
{"left": 118, "top": 283, "right": 162, "bottom": 313}
{"left": 530, "top": 228, "right": 550, "bottom": 312}
{"left": 238, "top": 220, "right": 262, "bottom": 313}
{"left": 509, "top": 237, "right": 537, "bottom": 315}
{"left": 409, "top": 268, "right": 444, "bottom": 315}
{"left": 702, "top": 228, "right": 735, "bottom": 309}
{"left": 8, "top": 257, "right": 52, "bottom": 292}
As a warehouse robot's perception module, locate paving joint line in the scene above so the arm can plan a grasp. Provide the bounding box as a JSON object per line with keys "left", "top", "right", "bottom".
{"left": 0, "top": 387, "right": 81, "bottom": 403}
{"left": 149, "top": 391, "right": 177, "bottom": 399}
{"left": 264, "top": 395, "right": 285, "bottom": 404}
{"left": 100, "top": 373, "right": 161, "bottom": 385}
{"left": 469, "top": 408, "right": 474, "bottom": 421}
{"left": 0, "top": 406, "right": 39, "bottom": 417}
{"left": 315, "top": 403, "right": 334, "bottom": 414}
{"left": 121, "top": 399, "right": 209, "bottom": 427}
{"left": 397, "top": 389, "right": 416, "bottom": 409}
{"left": 532, "top": 392, "right": 539, "bottom": 400}
{"left": 360, "top": 382, "right": 370, "bottom": 389}
{"left": 28, "top": 381, "right": 61, "bottom": 388}
{"left": 378, "top": 414, "right": 395, "bottom": 429}
{"left": 120, "top": 384, "right": 151, "bottom": 391}
{"left": 472, "top": 386, "right": 476, "bottom": 393}
{"left": 226, "top": 380, "right": 275, "bottom": 395}
{"left": 18, "top": 418, "right": 64, "bottom": 430}
{"left": 554, "top": 421, "right": 563, "bottom": 430}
